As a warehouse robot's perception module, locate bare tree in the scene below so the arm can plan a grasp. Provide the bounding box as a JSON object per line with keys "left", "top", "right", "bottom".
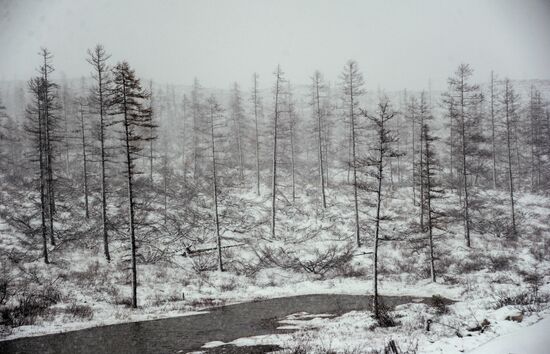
{"left": 501, "top": 79, "right": 519, "bottom": 237}
{"left": 490, "top": 71, "right": 498, "bottom": 189}
{"left": 311, "top": 70, "right": 327, "bottom": 208}
{"left": 287, "top": 82, "right": 297, "bottom": 203}
{"left": 60, "top": 80, "right": 72, "bottom": 178}
{"left": 87, "top": 44, "right": 112, "bottom": 261}
{"left": 340, "top": 60, "right": 365, "bottom": 247}
{"left": 191, "top": 78, "right": 203, "bottom": 180}
{"left": 207, "top": 95, "right": 224, "bottom": 271}
{"left": 528, "top": 86, "right": 545, "bottom": 191}
{"left": 417, "top": 93, "right": 431, "bottom": 231}
{"left": 271, "top": 65, "right": 285, "bottom": 238}
{"left": 230, "top": 82, "right": 245, "bottom": 183}
{"left": 111, "top": 61, "right": 155, "bottom": 308}
{"left": 443, "top": 64, "right": 481, "bottom": 247}
{"left": 77, "top": 99, "right": 90, "bottom": 218}
{"left": 181, "top": 94, "right": 189, "bottom": 179}
{"left": 407, "top": 96, "right": 419, "bottom": 205}
{"left": 421, "top": 119, "right": 443, "bottom": 282}
{"left": 149, "top": 80, "right": 155, "bottom": 185}
{"left": 362, "top": 98, "right": 401, "bottom": 321}
{"left": 251, "top": 73, "right": 262, "bottom": 195}
{"left": 38, "top": 48, "right": 59, "bottom": 247}
{"left": 25, "top": 77, "right": 50, "bottom": 264}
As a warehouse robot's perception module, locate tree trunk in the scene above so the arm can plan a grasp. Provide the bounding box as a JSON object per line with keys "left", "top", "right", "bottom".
{"left": 289, "top": 98, "right": 296, "bottom": 203}
{"left": 79, "top": 103, "right": 89, "bottom": 218}
{"left": 98, "top": 66, "right": 110, "bottom": 262}
{"left": 504, "top": 81, "right": 518, "bottom": 237}
{"left": 233, "top": 107, "right": 244, "bottom": 183}
{"left": 42, "top": 54, "right": 56, "bottom": 247}
{"left": 210, "top": 105, "right": 223, "bottom": 272}
{"left": 373, "top": 127, "right": 384, "bottom": 320}
{"left": 253, "top": 74, "right": 261, "bottom": 196}
{"left": 419, "top": 101, "right": 424, "bottom": 231}
{"left": 349, "top": 70, "right": 360, "bottom": 247}
{"left": 490, "top": 71, "right": 497, "bottom": 189}
{"left": 459, "top": 74, "right": 472, "bottom": 248}
{"left": 314, "top": 75, "right": 327, "bottom": 208}
{"left": 38, "top": 100, "right": 49, "bottom": 264}
{"left": 411, "top": 106, "right": 416, "bottom": 206}
{"left": 122, "top": 80, "right": 138, "bottom": 309}
{"left": 271, "top": 67, "right": 281, "bottom": 239}
{"left": 424, "top": 126, "right": 436, "bottom": 282}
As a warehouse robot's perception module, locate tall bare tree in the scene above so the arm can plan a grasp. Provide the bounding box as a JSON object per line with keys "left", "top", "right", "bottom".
{"left": 87, "top": 44, "right": 112, "bottom": 261}
{"left": 38, "top": 48, "right": 59, "bottom": 247}
{"left": 501, "top": 79, "right": 519, "bottom": 237}
{"left": 207, "top": 95, "right": 224, "bottom": 271}
{"left": 489, "top": 71, "right": 498, "bottom": 189}
{"left": 77, "top": 99, "right": 90, "bottom": 218}
{"left": 407, "top": 96, "right": 419, "bottom": 205}
{"left": 191, "top": 78, "right": 203, "bottom": 180}
{"left": 26, "top": 77, "right": 50, "bottom": 264}
{"left": 340, "top": 60, "right": 365, "bottom": 247}
{"left": 230, "top": 83, "right": 245, "bottom": 183}
{"left": 271, "top": 65, "right": 285, "bottom": 238}
{"left": 312, "top": 70, "right": 327, "bottom": 208}
{"left": 362, "top": 98, "right": 401, "bottom": 321}
{"left": 251, "top": 73, "right": 262, "bottom": 195}
{"left": 420, "top": 118, "right": 443, "bottom": 282}
{"left": 149, "top": 80, "right": 155, "bottom": 185}
{"left": 443, "top": 64, "right": 481, "bottom": 247}
{"left": 287, "top": 82, "right": 297, "bottom": 203}
{"left": 111, "top": 61, "right": 155, "bottom": 308}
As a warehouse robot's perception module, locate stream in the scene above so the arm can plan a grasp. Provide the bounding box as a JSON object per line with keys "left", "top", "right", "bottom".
{"left": 0, "top": 294, "right": 446, "bottom": 354}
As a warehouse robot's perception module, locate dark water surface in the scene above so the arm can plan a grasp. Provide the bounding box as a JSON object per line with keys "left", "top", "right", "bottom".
{"left": 0, "top": 294, "right": 443, "bottom": 354}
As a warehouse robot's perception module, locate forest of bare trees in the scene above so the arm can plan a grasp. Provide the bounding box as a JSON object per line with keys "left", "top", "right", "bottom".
{"left": 1, "top": 45, "right": 550, "bottom": 329}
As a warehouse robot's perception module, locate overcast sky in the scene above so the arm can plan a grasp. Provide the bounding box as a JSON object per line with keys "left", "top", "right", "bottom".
{"left": 1, "top": 0, "right": 549, "bottom": 91}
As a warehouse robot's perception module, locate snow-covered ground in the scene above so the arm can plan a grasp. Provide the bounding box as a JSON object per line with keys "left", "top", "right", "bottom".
{"left": 1, "top": 185, "right": 549, "bottom": 353}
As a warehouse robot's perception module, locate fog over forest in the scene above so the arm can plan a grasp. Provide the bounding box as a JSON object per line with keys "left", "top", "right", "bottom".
{"left": 1, "top": 1, "right": 550, "bottom": 353}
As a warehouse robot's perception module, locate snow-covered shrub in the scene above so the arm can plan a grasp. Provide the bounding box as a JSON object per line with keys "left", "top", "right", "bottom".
{"left": 208, "top": 271, "right": 240, "bottom": 292}
{"left": 257, "top": 244, "right": 354, "bottom": 278}
{"left": 456, "top": 252, "right": 487, "bottom": 273}
{"left": 493, "top": 279, "right": 549, "bottom": 314}
{"left": 373, "top": 301, "right": 398, "bottom": 328}
{"left": 430, "top": 295, "right": 449, "bottom": 315}
{"left": 529, "top": 239, "right": 550, "bottom": 262}
{"left": 189, "top": 252, "right": 217, "bottom": 273}
{"left": 488, "top": 253, "right": 517, "bottom": 272}
{"left": 65, "top": 303, "right": 93, "bottom": 320}
{"left": 0, "top": 285, "right": 61, "bottom": 327}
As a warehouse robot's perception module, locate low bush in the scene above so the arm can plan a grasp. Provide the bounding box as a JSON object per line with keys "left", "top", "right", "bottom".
{"left": 375, "top": 301, "right": 398, "bottom": 328}
{"left": 488, "top": 253, "right": 516, "bottom": 272}
{"left": 430, "top": 294, "right": 449, "bottom": 315}
{"left": 0, "top": 285, "right": 62, "bottom": 327}
{"left": 190, "top": 252, "right": 217, "bottom": 273}
{"left": 493, "top": 288, "right": 549, "bottom": 313}
{"left": 456, "top": 253, "right": 486, "bottom": 273}
{"left": 258, "top": 244, "right": 354, "bottom": 278}
{"left": 65, "top": 303, "right": 93, "bottom": 320}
